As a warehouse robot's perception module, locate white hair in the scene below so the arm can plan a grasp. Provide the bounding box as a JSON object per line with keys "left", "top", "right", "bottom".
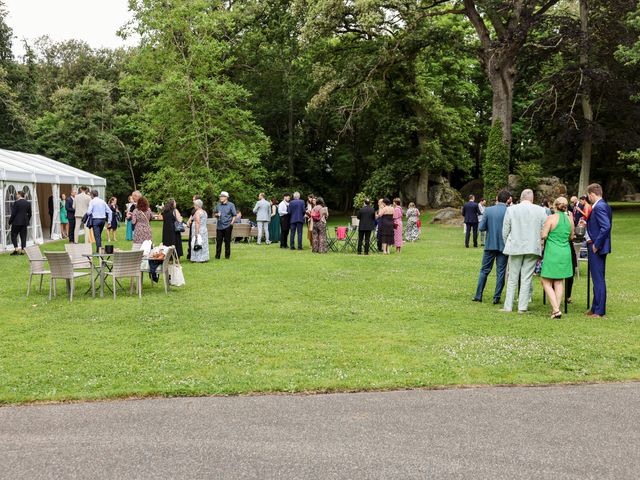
{"left": 293, "top": 192, "right": 301, "bottom": 199}
{"left": 194, "top": 199, "right": 203, "bottom": 208}
{"left": 520, "top": 189, "right": 534, "bottom": 201}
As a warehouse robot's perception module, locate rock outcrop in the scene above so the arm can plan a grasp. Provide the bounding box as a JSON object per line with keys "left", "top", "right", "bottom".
{"left": 430, "top": 207, "right": 464, "bottom": 226}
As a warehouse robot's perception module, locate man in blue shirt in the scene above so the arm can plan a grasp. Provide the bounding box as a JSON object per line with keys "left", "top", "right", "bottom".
{"left": 473, "top": 190, "right": 511, "bottom": 304}
{"left": 86, "top": 190, "right": 112, "bottom": 252}
{"left": 214, "top": 191, "right": 238, "bottom": 259}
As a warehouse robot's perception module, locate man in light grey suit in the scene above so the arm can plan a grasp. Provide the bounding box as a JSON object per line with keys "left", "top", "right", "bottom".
{"left": 73, "top": 186, "right": 92, "bottom": 244}
{"left": 253, "top": 192, "right": 272, "bottom": 245}
{"left": 501, "top": 189, "right": 548, "bottom": 313}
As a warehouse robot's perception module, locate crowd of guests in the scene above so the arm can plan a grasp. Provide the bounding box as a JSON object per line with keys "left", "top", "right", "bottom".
{"left": 471, "top": 183, "right": 612, "bottom": 319}
{"left": 8, "top": 186, "right": 424, "bottom": 259}
{"left": 8, "top": 180, "right": 612, "bottom": 319}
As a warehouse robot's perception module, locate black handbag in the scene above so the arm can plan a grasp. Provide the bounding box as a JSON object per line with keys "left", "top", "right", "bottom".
{"left": 82, "top": 213, "right": 93, "bottom": 228}
{"left": 173, "top": 210, "right": 185, "bottom": 232}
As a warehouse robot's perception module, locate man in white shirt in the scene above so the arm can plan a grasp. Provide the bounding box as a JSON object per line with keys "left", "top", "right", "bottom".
{"left": 501, "top": 189, "right": 548, "bottom": 313}
{"left": 86, "top": 190, "right": 112, "bottom": 252}
{"left": 278, "top": 193, "right": 291, "bottom": 249}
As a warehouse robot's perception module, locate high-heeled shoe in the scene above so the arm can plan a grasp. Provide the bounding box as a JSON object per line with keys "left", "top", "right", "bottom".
{"left": 551, "top": 310, "right": 562, "bottom": 319}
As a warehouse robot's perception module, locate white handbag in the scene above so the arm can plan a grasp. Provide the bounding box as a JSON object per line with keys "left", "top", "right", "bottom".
{"left": 169, "top": 264, "right": 185, "bottom": 286}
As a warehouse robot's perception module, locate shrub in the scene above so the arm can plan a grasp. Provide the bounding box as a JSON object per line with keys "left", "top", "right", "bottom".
{"left": 483, "top": 120, "right": 509, "bottom": 203}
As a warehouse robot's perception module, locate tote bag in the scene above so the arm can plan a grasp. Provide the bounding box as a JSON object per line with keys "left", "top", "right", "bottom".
{"left": 169, "top": 264, "right": 185, "bottom": 286}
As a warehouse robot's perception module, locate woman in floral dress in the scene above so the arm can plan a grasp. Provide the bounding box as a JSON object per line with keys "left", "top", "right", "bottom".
{"left": 131, "top": 196, "right": 153, "bottom": 244}
{"left": 311, "top": 197, "right": 329, "bottom": 253}
{"left": 393, "top": 198, "right": 404, "bottom": 253}
{"left": 190, "top": 199, "right": 209, "bottom": 262}
{"left": 405, "top": 202, "right": 420, "bottom": 242}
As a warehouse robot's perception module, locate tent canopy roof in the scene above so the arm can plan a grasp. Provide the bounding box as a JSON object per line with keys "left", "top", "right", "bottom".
{"left": 0, "top": 148, "right": 106, "bottom": 186}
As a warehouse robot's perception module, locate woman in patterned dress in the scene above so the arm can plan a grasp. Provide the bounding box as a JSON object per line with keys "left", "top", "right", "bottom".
{"left": 190, "top": 199, "right": 209, "bottom": 262}
{"left": 131, "top": 196, "right": 153, "bottom": 244}
{"left": 393, "top": 198, "right": 404, "bottom": 253}
{"left": 404, "top": 202, "right": 420, "bottom": 242}
{"left": 311, "top": 197, "right": 329, "bottom": 253}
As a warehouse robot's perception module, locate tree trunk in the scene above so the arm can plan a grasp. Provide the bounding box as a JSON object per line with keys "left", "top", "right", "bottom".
{"left": 287, "top": 94, "right": 295, "bottom": 184}
{"left": 488, "top": 63, "right": 515, "bottom": 151}
{"left": 578, "top": 0, "right": 592, "bottom": 196}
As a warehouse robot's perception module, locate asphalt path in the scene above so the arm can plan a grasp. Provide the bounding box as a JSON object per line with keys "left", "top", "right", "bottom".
{"left": 1, "top": 383, "right": 639, "bottom": 479}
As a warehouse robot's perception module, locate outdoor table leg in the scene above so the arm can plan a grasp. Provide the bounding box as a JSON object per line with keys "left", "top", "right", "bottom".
{"left": 100, "top": 258, "right": 105, "bottom": 298}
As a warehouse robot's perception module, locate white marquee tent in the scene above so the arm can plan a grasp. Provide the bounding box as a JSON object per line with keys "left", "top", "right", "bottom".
{"left": 0, "top": 148, "right": 106, "bottom": 252}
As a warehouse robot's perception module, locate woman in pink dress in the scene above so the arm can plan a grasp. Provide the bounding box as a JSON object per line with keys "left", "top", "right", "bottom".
{"left": 393, "top": 198, "right": 404, "bottom": 253}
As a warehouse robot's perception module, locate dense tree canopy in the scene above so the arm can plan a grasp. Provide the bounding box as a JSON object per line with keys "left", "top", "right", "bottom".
{"left": 0, "top": 0, "right": 639, "bottom": 211}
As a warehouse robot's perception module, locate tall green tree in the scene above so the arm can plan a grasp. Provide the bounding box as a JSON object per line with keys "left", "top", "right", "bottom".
{"left": 122, "top": 0, "right": 270, "bottom": 209}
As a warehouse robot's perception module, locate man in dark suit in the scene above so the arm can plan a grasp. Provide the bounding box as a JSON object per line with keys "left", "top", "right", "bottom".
{"left": 473, "top": 190, "right": 511, "bottom": 304}
{"left": 66, "top": 189, "right": 76, "bottom": 243}
{"left": 585, "top": 183, "right": 612, "bottom": 318}
{"left": 461, "top": 194, "right": 481, "bottom": 248}
{"left": 48, "top": 195, "right": 54, "bottom": 237}
{"left": 288, "top": 192, "right": 306, "bottom": 250}
{"left": 356, "top": 199, "right": 376, "bottom": 255}
{"left": 9, "top": 191, "right": 32, "bottom": 255}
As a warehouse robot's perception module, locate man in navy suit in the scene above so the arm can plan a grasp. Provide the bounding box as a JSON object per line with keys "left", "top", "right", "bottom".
{"left": 585, "top": 183, "right": 612, "bottom": 318}
{"left": 473, "top": 190, "right": 512, "bottom": 304}
{"left": 288, "top": 191, "right": 306, "bottom": 250}
{"left": 461, "top": 194, "right": 481, "bottom": 248}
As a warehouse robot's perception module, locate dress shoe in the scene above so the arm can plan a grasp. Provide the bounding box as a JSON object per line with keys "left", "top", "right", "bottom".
{"left": 493, "top": 299, "right": 501, "bottom": 305}
{"left": 472, "top": 298, "right": 482, "bottom": 303}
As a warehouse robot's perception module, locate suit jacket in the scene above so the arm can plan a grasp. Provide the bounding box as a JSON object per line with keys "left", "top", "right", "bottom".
{"left": 288, "top": 199, "right": 306, "bottom": 224}
{"left": 587, "top": 200, "right": 612, "bottom": 254}
{"left": 253, "top": 199, "right": 272, "bottom": 222}
{"left": 9, "top": 198, "right": 32, "bottom": 226}
{"left": 74, "top": 192, "right": 91, "bottom": 218}
{"left": 502, "top": 202, "right": 547, "bottom": 256}
{"left": 65, "top": 195, "right": 75, "bottom": 217}
{"left": 357, "top": 206, "right": 376, "bottom": 231}
{"left": 479, "top": 202, "right": 507, "bottom": 252}
{"left": 461, "top": 201, "right": 480, "bottom": 224}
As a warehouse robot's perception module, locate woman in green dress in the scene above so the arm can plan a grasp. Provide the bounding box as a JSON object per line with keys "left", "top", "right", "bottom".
{"left": 59, "top": 193, "right": 69, "bottom": 238}
{"left": 540, "top": 196, "right": 575, "bottom": 319}
{"left": 268, "top": 197, "right": 280, "bottom": 244}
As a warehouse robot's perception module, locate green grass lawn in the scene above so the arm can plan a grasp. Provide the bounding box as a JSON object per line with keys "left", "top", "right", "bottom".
{"left": 1, "top": 208, "right": 639, "bottom": 405}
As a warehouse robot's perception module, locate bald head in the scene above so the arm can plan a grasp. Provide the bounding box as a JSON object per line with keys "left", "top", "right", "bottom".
{"left": 520, "top": 189, "right": 534, "bottom": 202}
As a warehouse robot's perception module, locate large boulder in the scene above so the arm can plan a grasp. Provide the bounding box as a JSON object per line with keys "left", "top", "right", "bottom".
{"left": 535, "top": 176, "right": 567, "bottom": 205}
{"left": 459, "top": 179, "right": 484, "bottom": 200}
{"left": 430, "top": 207, "right": 464, "bottom": 226}
{"left": 606, "top": 178, "right": 637, "bottom": 200}
{"left": 624, "top": 193, "right": 640, "bottom": 202}
{"left": 428, "top": 177, "right": 464, "bottom": 209}
{"left": 402, "top": 172, "right": 463, "bottom": 209}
